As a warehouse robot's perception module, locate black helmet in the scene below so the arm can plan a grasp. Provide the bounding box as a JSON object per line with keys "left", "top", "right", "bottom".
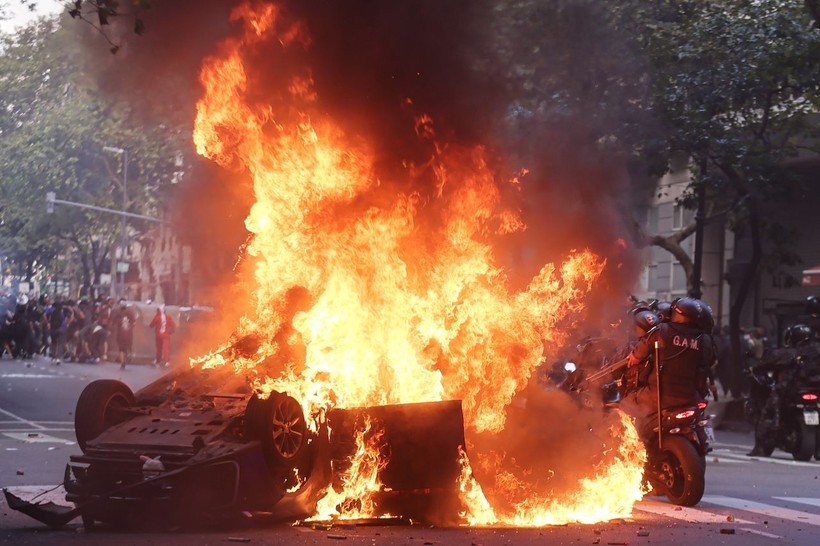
{"left": 652, "top": 300, "right": 673, "bottom": 322}
{"left": 670, "top": 297, "right": 714, "bottom": 331}
{"left": 806, "top": 295, "right": 820, "bottom": 318}
{"left": 633, "top": 309, "right": 660, "bottom": 337}
{"left": 784, "top": 324, "right": 813, "bottom": 348}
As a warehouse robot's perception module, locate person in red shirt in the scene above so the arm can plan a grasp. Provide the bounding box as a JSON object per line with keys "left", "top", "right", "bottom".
{"left": 149, "top": 305, "right": 175, "bottom": 367}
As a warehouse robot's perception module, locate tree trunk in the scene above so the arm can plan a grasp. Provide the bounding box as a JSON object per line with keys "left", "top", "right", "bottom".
{"left": 728, "top": 198, "right": 763, "bottom": 397}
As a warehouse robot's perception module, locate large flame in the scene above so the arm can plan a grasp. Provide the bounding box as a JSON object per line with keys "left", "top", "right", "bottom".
{"left": 191, "top": 1, "right": 644, "bottom": 525}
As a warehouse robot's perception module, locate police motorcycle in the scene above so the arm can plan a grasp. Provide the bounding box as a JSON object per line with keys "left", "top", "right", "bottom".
{"left": 746, "top": 324, "right": 820, "bottom": 461}
{"left": 558, "top": 300, "right": 713, "bottom": 507}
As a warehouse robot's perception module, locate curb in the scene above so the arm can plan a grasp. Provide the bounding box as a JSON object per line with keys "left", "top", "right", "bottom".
{"left": 710, "top": 398, "right": 753, "bottom": 432}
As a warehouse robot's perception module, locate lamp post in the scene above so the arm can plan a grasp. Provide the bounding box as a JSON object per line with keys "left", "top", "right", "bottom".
{"left": 103, "top": 146, "right": 127, "bottom": 299}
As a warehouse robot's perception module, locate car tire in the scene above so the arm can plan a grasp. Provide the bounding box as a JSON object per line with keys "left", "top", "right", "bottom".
{"left": 75, "top": 379, "right": 136, "bottom": 452}
{"left": 244, "top": 392, "right": 309, "bottom": 472}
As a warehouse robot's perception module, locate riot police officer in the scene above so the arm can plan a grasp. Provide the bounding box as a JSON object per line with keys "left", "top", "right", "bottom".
{"left": 624, "top": 297, "right": 716, "bottom": 435}
{"left": 747, "top": 323, "right": 820, "bottom": 456}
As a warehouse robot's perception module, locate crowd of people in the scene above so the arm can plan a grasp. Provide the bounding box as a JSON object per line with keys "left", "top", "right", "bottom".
{"left": 0, "top": 293, "right": 175, "bottom": 369}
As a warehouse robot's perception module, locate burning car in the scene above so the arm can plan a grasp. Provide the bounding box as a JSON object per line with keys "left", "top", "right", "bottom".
{"left": 4, "top": 364, "right": 467, "bottom": 530}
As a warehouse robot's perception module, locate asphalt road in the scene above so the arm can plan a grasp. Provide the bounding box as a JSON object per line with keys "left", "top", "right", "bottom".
{"left": 1, "top": 355, "right": 820, "bottom": 545}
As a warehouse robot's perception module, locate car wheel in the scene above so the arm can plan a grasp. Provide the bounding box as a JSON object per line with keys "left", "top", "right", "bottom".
{"left": 75, "top": 380, "right": 136, "bottom": 452}
{"left": 245, "top": 392, "right": 309, "bottom": 471}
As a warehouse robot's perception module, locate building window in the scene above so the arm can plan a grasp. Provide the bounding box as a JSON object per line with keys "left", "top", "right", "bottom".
{"left": 647, "top": 264, "right": 659, "bottom": 293}
{"left": 673, "top": 204, "right": 695, "bottom": 231}
{"left": 647, "top": 207, "right": 659, "bottom": 233}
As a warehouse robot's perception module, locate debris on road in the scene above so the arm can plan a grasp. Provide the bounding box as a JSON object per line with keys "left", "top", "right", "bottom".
{"left": 719, "top": 528, "right": 736, "bottom": 535}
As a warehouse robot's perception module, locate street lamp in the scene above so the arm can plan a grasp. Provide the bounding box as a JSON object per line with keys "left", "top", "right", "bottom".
{"left": 103, "top": 146, "right": 127, "bottom": 299}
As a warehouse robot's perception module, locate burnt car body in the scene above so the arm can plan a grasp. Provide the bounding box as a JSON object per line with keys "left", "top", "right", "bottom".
{"left": 4, "top": 364, "right": 466, "bottom": 529}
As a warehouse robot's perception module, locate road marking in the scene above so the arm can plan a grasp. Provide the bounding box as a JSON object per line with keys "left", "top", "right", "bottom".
{"left": 711, "top": 442, "right": 754, "bottom": 450}
{"left": 0, "top": 373, "right": 61, "bottom": 379}
{"left": 0, "top": 421, "right": 73, "bottom": 426}
{"left": 740, "top": 527, "right": 782, "bottom": 539}
{"left": 0, "top": 407, "right": 45, "bottom": 430}
{"left": 710, "top": 450, "right": 818, "bottom": 467}
{"left": 706, "top": 457, "right": 749, "bottom": 464}
{"left": 2, "top": 432, "right": 74, "bottom": 444}
{"left": 774, "top": 497, "right": 820, "bottom": 509}
{"left": 0, "top": 428, "right": 74, "bottom": 433}
{"left": 635, "top": 499, "right": 755, "bottom": 524}
{"left": 703, "top": 495, "right": 820, "bottom": 527}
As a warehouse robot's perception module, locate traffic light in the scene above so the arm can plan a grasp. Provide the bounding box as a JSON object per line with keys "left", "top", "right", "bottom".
{"left": 46, "top": 192, "right": 55, "bottom": 213}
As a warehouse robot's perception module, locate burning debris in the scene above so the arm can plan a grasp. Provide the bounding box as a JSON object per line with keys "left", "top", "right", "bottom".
{"left": 8, "top": 0, "right": 651, "bottom": 530}
{"left": 187, "top": 0, "right": 644, "bottom": 525}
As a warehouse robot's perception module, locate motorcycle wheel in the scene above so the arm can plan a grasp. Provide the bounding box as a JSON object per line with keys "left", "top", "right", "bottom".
{"left": 792, "top": 422, "right": 816, "bottom": 462}
{"left": 816, "top": 428, "right": 820, "bottom": 461}
{"left": 654, "top": 436, "right": 705, "bottom": 507}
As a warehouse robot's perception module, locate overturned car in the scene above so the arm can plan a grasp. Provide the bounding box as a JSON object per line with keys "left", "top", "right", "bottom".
{"left": 4, "top": 364, "right": 467, "bottom": 530}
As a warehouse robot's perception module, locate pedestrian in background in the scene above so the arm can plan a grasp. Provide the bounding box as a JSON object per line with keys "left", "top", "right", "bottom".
{"left": 149, "top": 305, "right": 175, "bottom": 367}
{"left": 114, "top": 299, "right": 136, "bottom": 369}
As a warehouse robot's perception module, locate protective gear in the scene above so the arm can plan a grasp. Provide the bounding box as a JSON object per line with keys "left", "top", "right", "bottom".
{"left": 806, "top": 295, "right": 820, "bottom": 318}
{"left": 652, "top": 300, "right": 673, "bottom": 323}
{"left": 633, "top": 309, "right": 660, "bottom": 338}
{"left": 784, "top": 324, "right": 813, "bottom": 348}
{"left": 627, "top": 320, "right": 715, "bottom": 407}
{"left": 670, "top": 297, "right": 714, "bottom": 332}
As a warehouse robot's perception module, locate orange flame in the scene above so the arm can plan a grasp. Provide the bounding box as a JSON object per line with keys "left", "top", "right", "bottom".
{"left": 191, "top": 1, "right": 645, "bottom": 525}
{"left": 313, "top": 416, "right": 389, "bottom": 520}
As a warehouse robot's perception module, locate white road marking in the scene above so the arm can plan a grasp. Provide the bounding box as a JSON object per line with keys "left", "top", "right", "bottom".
{"left": 710, "top": 450, "right": 818, "bottom": 467}
{"left": 0, "top": 407, "right": 45, "bottom": 430}
{"left": 635, "top": 499, "right": 755, "bottom": 524}
{"left": 740, "top": 527, "right": 782, "bottom": 539}
{"left": 703, "top": 495, "right": 820, "bottom": 527}
{"left": 0, "top": 428, "right": 74, "bottom": 433}
{"left": 0, "top": 374, "right": 60, "bottom": 379}
{"left": 711, "top": 442, "right": 754, "bottom": 450}
{"left": 2, "top": 432, "right": 73, "bottom": 444}
{"left": 706, "top": 457, "right": 749, "bottom": 464}
{"left": 774, "top": 497, "right": 820, "bottom": 509}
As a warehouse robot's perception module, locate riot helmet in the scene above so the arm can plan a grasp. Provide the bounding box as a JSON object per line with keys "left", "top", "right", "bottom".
{"left": 652, "top": 300, "right": 673, "bottom": 322}
{"left": 670, "top": 297, "right": 714, "bottom": 332}
{"left": 632, "top": 309, "right": 660, "bottom": 337}
{"left": 784, "top": 324, "right": 813, "bottom": 348}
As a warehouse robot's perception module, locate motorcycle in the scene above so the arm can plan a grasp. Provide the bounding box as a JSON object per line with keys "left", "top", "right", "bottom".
{"left": 747, "top": 362, "right": 820, "bottom": 461}
{"left": 640, "top": 399, "right": 712, "bottom": 506}
{"left": 560, "top": 355, "right": 712, "bottom": 507}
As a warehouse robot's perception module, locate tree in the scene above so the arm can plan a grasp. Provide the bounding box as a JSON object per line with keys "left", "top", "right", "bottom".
{"left": 0, "top": 17, "right": 187, "bottom": 296}
{"left": 608, "top": 0, "right": 820, "bottom": 382}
